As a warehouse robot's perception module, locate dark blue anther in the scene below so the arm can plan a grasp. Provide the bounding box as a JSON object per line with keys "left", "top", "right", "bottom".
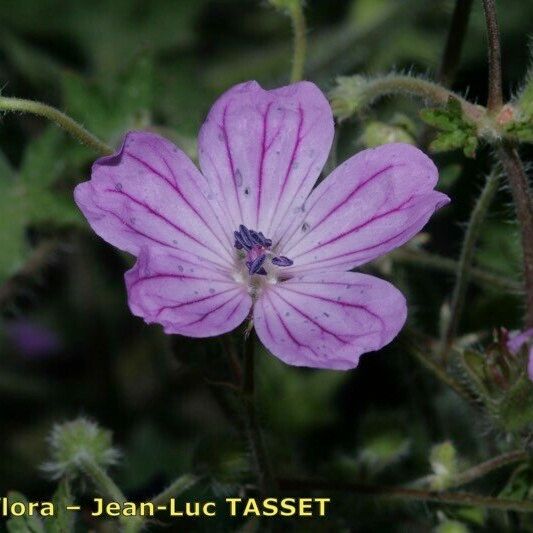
{"left": 239, "top": 225, "right": 254, "bottom": 248}
{"left": 247, "top": 254, "right": 266, "bottom": 275}
{"left": 271, "top": 256, "right": 294, "bottom": 267}
{"left": 234, "top": 230, "right": 250, "bottom": 250}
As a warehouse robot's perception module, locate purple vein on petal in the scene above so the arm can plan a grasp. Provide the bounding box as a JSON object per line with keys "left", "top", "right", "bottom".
{"left": 265, "top": 292, "right": 320, "bottom": 360}
{"left": 155, "top": 287, "right": 241, "bottom": 319}
{"left": 177, "top": 291, "right": 245, "bottom": 329}
{"left": 105, "top": 188, "right": 229, "bottom": 268}
{"left": 269, "top": 289, "right": 350, "bottom": 345}
{"left": 256, "top": 102, "right": 273, "bottom": 226}
{"left": 124, "top": 150, "right": 233, "bottom": 256}
{"left": 291, "top": 195, "right": 414, "bottom": 260}
{"left": 221, "top": 102, "right": 244, "bottom": 223}
{"left": 266, "top": 105, "right": 305, "bottom": 236}
{"left": 283, "top": 163, "right": 397, "bottom": 252}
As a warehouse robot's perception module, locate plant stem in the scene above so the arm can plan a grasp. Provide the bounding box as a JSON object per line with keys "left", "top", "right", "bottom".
{"left": 331, "top": 74, "right": 483, "bottom": 122}
{"left": 442, "top": 170, "right": 501, "bottom": 357}
{"left": 289, "top": 1, "right": 307, "bottom": 83}
{"left": 480, "top": 0, "right": 533, "bottom": 327}
{"left": 438, "top": 0, "right": 474, "bottom": 86}
{"left": 76, "top": 454, "right": 144, "bottom": 532}
{"left": 391, "top": 248, "right": 521, "bottom": 293}
{"left": 151, "top": 474, "right": 198, "bottom": 507}
{"left": 75, "top": 453, "right": 126, "bottom": 504}
{"left": 481, "top": 0, "right": 503, "bottom": 111}
{"left": 241, "top": 332, "right": 276, "bottom": 494}
{"left": 408, "top": 339, "right": 478, "bottom": 405}
{"left": 277, "top": 477, "right": 533, "bottom": 512}
{"left": 498, "top": 143, "right": 533, "bottom": 328}
{"left": 0, "top": 96, "right": 113, "bottom": 156}
{"left": 450, "top": 449, "right": 527, "bottom": 488}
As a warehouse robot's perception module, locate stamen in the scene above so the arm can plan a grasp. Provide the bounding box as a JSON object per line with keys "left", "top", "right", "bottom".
{"left": 247, "top": 254, "right": 266, "bottom": 274}
{"left": 271, "top": 256, "right": 294, "bottom": 267}
{"left": 234, "top": 224, "right": 293, "bottom": 276}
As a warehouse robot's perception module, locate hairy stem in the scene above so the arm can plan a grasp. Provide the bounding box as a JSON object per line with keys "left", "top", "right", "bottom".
{"left": 76, "top": 454, "right": 143, "bottom": 532}
{"left": 498, "top": 143, "right": 533, "bottom": 328}
{"left": 442, "top": 170, "right": 501, "bottom": 357}
{"left": 75, "top": 453, "right": 126, "bottom": 504}
{"left": 289, "top": 1, "right": 307, "bottom": 83}
{"left": 277, "top": 477, "right": 533, "bottom": 512}
{"left": 151, "top": 474, "right": 199, "bottom": 507}
{"left": 408, "top": 339, "right": 478, "bottom": 405}
{"left": 391, "top": 248, "right": 521, "bottom": 293}
{"left": 482, "top": 0, "right": 503, "bottom": 111}
{"left": 438, "top": 0, "right": 474, "bottom": 86}
{"left": 241, "top": 333, "right": 276, "bottom": 493}
{"left": 0, "top": 96, "right": 113, "bottom": 156}
{"left": 331, "top": 75, "right": 483, "bottom": 122}
{"left": 450, "top": 449, "right": 527, "bottom": 488}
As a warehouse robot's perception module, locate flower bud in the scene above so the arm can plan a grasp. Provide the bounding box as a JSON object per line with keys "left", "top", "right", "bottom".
{"left": 42, "top": 418, "right": 120, "bottom": 480}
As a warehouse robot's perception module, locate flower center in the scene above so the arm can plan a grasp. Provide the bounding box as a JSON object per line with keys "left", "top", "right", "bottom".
{"left": 233, "top": 224, "right": 293, "bottom": 276}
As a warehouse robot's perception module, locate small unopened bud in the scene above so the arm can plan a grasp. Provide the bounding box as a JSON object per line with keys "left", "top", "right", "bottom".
{"left": 329, "top": 76, "right": 369, "bottom": 120}
{"left": 42, "top": 418, "right": 120, "bottom": 480}
{"left": 429, "top": 441, "right": 458, "bottom": 490}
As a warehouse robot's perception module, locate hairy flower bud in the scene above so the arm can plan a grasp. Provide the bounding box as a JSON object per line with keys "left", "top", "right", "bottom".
{"left": 42, "top": 418, "right": 120, "bottom": 480}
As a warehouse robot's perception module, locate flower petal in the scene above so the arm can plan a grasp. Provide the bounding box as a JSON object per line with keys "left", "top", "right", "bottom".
{"left": 126, "top": 247, "right": 252, "bottom": 337}
{"left": 198, "top": 80, "right": 334, "bottom": 241}
{"left": 527, "top": 345, "right": 533, "bottom": 381}
{"left": 253, "top": 272, "right": 407, "bottom": 370}
{"left": 507, "top": 328, "right": 533, "bottom": 355}
{"left": 74, "top": 131, "right": 234, "bottom": 270}
{"left": 278, "top": 143, "right": 449, "bottom": 273}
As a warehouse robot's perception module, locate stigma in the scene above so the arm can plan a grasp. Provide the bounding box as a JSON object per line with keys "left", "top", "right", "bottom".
{"left": 233, "top": 225, "right": 293, "bottom": 276}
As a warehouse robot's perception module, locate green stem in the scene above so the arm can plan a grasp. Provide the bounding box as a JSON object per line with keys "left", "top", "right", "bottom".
{"left": 411, "top": 449, "right": 527, "bottom": 489}
{"left": 289, "top": 1, "right": 307, "bottom": 83}
{"left": 150, "top": 474, "right": 198, "bottom": 507}
{"left": 408, "top": 339, "right": 477, "bottom": 405}
{"left": 241, "top": 332, "right": 276, "bottom": 494}
{"left": 0, "top": 96, "right": 113, "bottom": 156}
{"left": 442, "top": 170, "right": 501, "bottom": 358}
{"left": 391, "top": 248, "right": 521, "bottom": 293}
{"left": 331, "top": 74, "right": 483, "bottom": 122}
{"left": 277, "top": 477, "right": 533, "bottom": 512}
{"left": 76, "top": 454, "right": 144, "bottom": 533}
{"left": 481, "top": 0, "right": 503, "bottom": 111}
{"left": 497, "top": 143, "right": 533, "bottom": 329}
{"left": 75, "top": 453, "right": 126, "bottom": 504}
{"left": 450, "top": 449, "right": 527, "bottom": 488}
{"left": 438, "top": 0, "right": 474, "bottom": 86}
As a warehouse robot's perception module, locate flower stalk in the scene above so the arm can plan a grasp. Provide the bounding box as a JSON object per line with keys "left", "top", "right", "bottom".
{"left": 277, "top": 477, "right": 533, "bottom": 512}
{"left": 442, "top": 169, "right": 501, "bottom": 358}
{"left": 482, "top": 0, "right": 503, "bottom": 112}
{"left": 0, "top": 96, "right": 113, "bottom": 156}
{"left": 289, "top": 1, "right": 307, "bottom": 83}
{"left": 241, "top": 332, "right": 276, "bottom": 494}
{"left": 498, "top": 143, "right": 533, "bottom": 328}
{"left": 330, "top": 74, "right": 482, "bottom": 122}
{"left": 437, "top": 0, "right": 474, "bottom": 86}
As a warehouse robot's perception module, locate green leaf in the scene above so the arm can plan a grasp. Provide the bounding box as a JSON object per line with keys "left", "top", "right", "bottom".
{"left": 44, "top": 479, "right": 75, "bottom": 533}
{"left": 6, "top": 492, "right": 45, "bottom": 533}
{"left": 420, "top": 97, "right": 478, "bottom": 157}
{"left": 429, "top": 441, "right": 458, "bottom": 490}
{"left": 62, "top": 55, "right": 155, "bottom": 141}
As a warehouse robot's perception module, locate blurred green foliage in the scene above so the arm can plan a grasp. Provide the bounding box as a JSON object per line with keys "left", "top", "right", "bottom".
{"left": 0, "top": 0, "right": 532, "bottom": 531}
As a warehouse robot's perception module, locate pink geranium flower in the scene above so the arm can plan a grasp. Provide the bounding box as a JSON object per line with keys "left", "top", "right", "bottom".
{"left": 75, "top": 81, "right": 449, "bottom": 370}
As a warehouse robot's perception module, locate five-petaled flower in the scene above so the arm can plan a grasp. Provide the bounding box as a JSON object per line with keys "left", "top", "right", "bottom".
{"left": 75, "top": 81, "right": 449, "bottom": 370}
